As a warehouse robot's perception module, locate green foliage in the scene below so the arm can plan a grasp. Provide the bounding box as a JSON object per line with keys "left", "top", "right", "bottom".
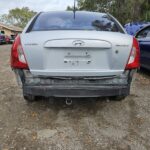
{"left": 66, "top": 6, "right": 79, "bottom": 11}
{"left": 77, "top": 0, "right": 112, "bottom": 12}
{"left": 70, "top": 0, "right": 150, "bottom": 25}
{"left": 0, "top": 7, "right": 36, "bottom": 28}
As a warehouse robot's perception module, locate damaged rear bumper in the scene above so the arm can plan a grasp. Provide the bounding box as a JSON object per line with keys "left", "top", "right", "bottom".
{"left": 23, "top": 85, "right": 130, "bottom": 97}
{"left": 14, "top": 69, "right": 135, "bottom": 98}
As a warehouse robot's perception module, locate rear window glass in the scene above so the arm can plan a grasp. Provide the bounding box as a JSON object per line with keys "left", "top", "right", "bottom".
{"left": 31, "top": 12, "right": 123, "bottom": 33}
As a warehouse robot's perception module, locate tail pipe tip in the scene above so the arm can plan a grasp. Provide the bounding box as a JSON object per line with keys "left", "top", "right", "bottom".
{"left": 65, "top": 98, "right": 73, "bottom": 105}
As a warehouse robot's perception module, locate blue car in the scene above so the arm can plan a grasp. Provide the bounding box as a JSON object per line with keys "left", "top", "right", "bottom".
{"left": 125, "top": 22, "right": 150, "bottom": 36}
{"left": 135, "top": 25, "right": 150, "bottom": 70}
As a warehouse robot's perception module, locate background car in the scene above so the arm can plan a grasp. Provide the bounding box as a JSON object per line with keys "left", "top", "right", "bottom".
{"left": 9, "top": 35, "right": 17, "bottom": 43}
{"left": 0, "top": 34, "right": 6, "bottom": 44}
{"left": 135, "top": 25, "right": 150, "bottom": 70}
{"left": 5, "top": 35, "right": 11, "bottom": 44}
{"left": 125, "top": 22, "right": 150, "bottom": 36}
{"left": 11, "top": 11, "right": 140, "bottom": 103}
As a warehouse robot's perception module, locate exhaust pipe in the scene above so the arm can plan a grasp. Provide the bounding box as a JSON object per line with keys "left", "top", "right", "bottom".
{"left": 65, "top": 98, "right": 73, "bottom": 105}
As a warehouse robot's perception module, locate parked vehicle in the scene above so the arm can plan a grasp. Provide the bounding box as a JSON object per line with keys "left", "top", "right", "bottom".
{"left": 11, "top": 11, "right": 140, "bottom": 102}
{"left": 135, "top": 25, "right": 150, "bottom": 70}
{"left": 0, "top": 34, "right": 6, "bottom": 44}
{"left": 125, "top": 22, "right": 150, "bottom": 36}
{"left": 10, "top": 35, "right": 17, "bottom": 43}
{"left": 5, "top": 35, "right": 11, "bottom": 44}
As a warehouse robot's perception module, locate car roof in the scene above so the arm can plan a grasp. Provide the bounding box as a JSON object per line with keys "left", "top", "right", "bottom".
{"left": 140, "top": 24, "right": 150, "bottom": 30}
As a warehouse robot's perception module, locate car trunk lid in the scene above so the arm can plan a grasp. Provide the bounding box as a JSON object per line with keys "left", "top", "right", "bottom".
{"left": 21, "top": 31, "right": 132, "bottom": 77}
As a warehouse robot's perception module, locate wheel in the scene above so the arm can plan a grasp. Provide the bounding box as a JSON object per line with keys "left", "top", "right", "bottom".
{"left": 109, "top": 96, "right": 126, "bottom": 101}
{"left": 23, "top": 95, "right": 35, "bottom": 102}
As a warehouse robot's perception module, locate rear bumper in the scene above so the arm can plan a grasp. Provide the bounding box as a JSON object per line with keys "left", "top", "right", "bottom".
{"left": 15, "top": 70, "right": 135, "bottom": 97}
{"left": 14, "top": 69, "right": 135, "bottom": 98}
{"left": 23, "top": 85, "right": 130, "bottom": 97}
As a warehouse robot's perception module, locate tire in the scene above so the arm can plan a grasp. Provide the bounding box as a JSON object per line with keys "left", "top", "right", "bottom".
{"left": 23, "top": 95, "right": 35, "bottom": 102}
{"left": 109, "top": 96, "right": 126, "bottom": 101}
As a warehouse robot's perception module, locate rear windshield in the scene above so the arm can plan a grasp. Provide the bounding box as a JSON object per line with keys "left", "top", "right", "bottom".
{"left": 31, "top": 11, "right": 124, "bottom": 33}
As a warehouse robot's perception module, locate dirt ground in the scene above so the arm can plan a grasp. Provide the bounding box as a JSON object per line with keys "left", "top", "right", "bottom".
{"left": 0, "top": 45, "right": 150, "bottom": 150}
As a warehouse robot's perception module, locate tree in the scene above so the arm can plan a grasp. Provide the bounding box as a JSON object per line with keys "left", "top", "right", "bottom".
{"left": 67, "top": 6, "right": 79, "bottom": 11}
{"left": 71, "top": 0, "right": 150, "bottom": 25}
{"left": 0, "top": 7, "right": 36, "bottom": 28}
{"left": 77, "top": 0, "right": 112, "bottom": 12}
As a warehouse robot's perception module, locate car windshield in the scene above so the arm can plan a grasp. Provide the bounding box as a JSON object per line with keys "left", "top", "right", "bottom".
{"left": 31, "top": 11, "right": 123, "bottom": 33}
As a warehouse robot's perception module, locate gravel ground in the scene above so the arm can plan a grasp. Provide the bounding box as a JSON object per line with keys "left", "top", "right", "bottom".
{"left": 0, "top": 45, "right": 150, "bottom": 150}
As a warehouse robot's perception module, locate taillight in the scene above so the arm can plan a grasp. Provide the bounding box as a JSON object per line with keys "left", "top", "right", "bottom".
{"left": 125, "top": 37, "right": 140, "bottom": 69}
{"left": 11, "top": 35, "right": 28, "bottom": 69}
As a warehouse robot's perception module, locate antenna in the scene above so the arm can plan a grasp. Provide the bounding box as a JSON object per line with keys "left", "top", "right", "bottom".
{"left": 73, "top": 0, "right": 76, "bottom": 19}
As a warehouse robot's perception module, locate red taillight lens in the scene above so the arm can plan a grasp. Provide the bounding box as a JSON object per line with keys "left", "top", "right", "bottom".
{"left": 125, "top": 37, "right": 140, "bottom": 69}
{"left": 11, "top": 35, "right": 28, "bottom": 69}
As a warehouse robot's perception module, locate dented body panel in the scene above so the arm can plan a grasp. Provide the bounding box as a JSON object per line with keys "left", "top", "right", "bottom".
{"left": 14, "top": 69, "right": 135, "bottom": 97}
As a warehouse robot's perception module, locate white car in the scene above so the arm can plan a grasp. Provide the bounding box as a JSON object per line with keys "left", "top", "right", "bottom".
{"left": 11, "top": 11, "right": 140, "bottom": 102}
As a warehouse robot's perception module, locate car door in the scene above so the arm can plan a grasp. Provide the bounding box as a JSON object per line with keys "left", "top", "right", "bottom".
{"left": 136, "top": 26, "right": 150, "bottom": 70}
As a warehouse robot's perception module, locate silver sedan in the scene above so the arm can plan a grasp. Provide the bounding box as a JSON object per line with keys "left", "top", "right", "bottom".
{"left": 11, "top": 11, "right": 140, "bottom": 102}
